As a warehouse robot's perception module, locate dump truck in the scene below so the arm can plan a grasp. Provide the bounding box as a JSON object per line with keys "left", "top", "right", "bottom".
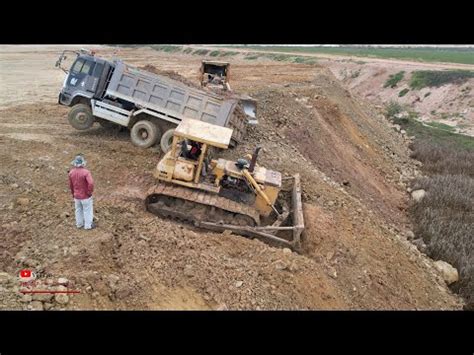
{"left": 145, "top": 118, "right": 305, "bottom": 250}
{"left": 55, "top": 49, "right": 253, "bottom": 151}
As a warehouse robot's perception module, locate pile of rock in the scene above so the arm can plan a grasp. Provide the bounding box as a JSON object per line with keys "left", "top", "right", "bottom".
{"left": 18, "top": 277, "right": 72, "bottom": 311}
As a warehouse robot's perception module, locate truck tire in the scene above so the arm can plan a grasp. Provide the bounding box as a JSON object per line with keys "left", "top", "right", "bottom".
{"left": 130, "top": 120, "right": 161, "bottom": 148}
{"left": 68, "top": 104, "right": 94, "bottom": 130}
{"left": 160, "top": 128, "right": 175, "bottom": 153}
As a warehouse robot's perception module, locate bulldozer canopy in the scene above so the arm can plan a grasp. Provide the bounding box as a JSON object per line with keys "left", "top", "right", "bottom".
{"left": 175, "top": 118, "right": 233, "bottom": 149}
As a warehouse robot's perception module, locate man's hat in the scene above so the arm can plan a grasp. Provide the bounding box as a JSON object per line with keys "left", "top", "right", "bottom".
{"left": 72, "top": 155, "right": 86, "bottom": 167}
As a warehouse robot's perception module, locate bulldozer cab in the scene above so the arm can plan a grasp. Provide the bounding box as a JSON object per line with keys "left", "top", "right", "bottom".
{"left": 200, "top": 60, "right": 230, "bottom": 90}
{"left": 155, "top": 119, "right": 233, "bottom": 186}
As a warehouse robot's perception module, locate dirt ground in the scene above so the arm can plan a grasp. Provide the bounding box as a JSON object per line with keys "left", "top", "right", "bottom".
{"left": 0, "top": 45, "right": 464, "bottom": 310}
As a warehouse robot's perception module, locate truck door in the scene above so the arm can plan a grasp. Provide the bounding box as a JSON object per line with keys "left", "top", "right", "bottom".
{"left": 68, "top": 58, "right": 96, "bottom": 94}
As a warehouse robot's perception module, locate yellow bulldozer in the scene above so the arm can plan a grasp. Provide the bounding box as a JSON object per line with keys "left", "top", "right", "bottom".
{"left": 145, "top": 118, "right": 305, "bottom": 250}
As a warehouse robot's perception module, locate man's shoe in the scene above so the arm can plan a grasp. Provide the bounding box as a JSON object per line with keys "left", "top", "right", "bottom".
{"left": 85, "top": 223, "right": 96, "bottom": 230}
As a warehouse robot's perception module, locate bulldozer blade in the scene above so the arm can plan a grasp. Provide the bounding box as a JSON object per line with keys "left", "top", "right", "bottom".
{"left": 201, "top": 174, "right": 305, "bottom": 251}
{"left": 290, "top": 173, "right": 305, "bottom": 251}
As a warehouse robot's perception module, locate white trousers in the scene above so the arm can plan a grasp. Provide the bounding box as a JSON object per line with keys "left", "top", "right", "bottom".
{"left": 74, "top": 197, "right": 93, "bottom": 229}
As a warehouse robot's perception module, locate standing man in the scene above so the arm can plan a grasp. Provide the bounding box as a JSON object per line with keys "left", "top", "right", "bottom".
{"left": 68, "top": 154, "right": 95, "bottom": 230}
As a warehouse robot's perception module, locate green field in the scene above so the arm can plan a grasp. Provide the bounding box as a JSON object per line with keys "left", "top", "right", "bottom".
{"left": 235, "top": 46, "right": 474, "bottom": 65}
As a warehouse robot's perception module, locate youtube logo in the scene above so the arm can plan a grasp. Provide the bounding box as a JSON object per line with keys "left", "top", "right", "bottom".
{"left": 19, "top": 269, "right": 33, "bottom": 279}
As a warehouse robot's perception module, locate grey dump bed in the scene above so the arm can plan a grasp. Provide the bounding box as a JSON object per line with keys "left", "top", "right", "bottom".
{"left": 106, "top": 61, "right": 247, "bottom": 144}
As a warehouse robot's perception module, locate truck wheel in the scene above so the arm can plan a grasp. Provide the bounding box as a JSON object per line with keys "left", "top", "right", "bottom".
{"left": 130, "top": 120, "right": 161, "bottom": 148}
{"left": 68, "top": 104, "right": 94, "bottom": 130}
{"left": 160, "top": 128, "right": 175, "bottom": 153}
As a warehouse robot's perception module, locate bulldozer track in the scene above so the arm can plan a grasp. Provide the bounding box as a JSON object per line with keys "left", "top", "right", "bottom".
{"left": 145, "top": 183, "right": 261, "bottom": 228}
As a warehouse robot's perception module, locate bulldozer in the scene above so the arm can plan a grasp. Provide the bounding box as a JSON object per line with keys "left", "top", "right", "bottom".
{"left": 145, "top": 118, "right": 305, "bottom": 250}
{"left": 200, "top": 60, "right": 231, "bottom": 91}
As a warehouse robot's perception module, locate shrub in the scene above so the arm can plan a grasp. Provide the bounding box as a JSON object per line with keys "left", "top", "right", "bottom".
{"left": 193, "top": 49, "right": 209, "bottom": 56}
{"left": 385, "top": 101, "right": 403, "bottom": 118}
{"left": 351, "top": 69, "right": 361, "bottom": 78}
{"left": 409, "top": 174, "right": 474, "bottom": 307}
{"left": 384, "top": 71, "right": 405, "bottom": 88}
{"left": 398, "top": 88, "right": 409, "bottom": 97}
{"left": 152, "top": 45, "right": 182, "bottom": 53}
{"left": 209, "top": 50, "right": 220, "bottom": 57}
{"left": 424, "top": 92, "right": 431, "bottom": 97}
{"left": 408, "top": 129, "right": 474, "bottom": 308}
{"left": 409, "top": 70, "right": 474, "bottom": 89}
{"left": 219, "top": 51, "right": 239, "bottom": 57}
{"left": 244, "top": 54, "right": 260, "bottom": 60}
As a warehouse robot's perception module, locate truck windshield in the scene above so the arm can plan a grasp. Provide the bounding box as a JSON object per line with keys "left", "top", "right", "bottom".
{"left": 71, "top": 58, "right": 95, "bottom": 75}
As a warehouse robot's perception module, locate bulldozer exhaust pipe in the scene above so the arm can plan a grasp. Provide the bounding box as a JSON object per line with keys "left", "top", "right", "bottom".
{"left": 249, "top": 146, "right": 261, "bottom": 173}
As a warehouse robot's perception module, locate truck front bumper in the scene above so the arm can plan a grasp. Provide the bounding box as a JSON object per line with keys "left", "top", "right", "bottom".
{"left": 58, "top": 92, "right": 72, "bottom": 106}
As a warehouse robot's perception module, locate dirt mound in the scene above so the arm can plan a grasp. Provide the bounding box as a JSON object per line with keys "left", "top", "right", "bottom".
{"left": 139, "top": 64, "right": 204, "bottom": 91}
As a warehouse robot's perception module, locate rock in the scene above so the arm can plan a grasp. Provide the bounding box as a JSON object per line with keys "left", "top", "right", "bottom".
{"left": 274, "top": 260, "right": 288, "bottom": 271}
{"left": 20, "top": 294, "right": 32, "bottom": 303}
{"left": 43, "top": 302, "right": 53, "bottom": 311}
{"left": 115, "top": 285, "right": 133, "bottom": 300}
{"left": 328, "top": 266, "right": 338, "bottom": 279}
{"left": 107, "top": 274, "right": 120, "bottom": 289}
{"left": 30, "top": 301, "right": 43, "bottom": 310}
{"left": 222, "top": 230, "right": 233, "bottom": 237}
{"left": 32, "top": 293, "right": 53, "bottom": 302}
{"left": 58, "top": 277, "right": 69, "bottom": 285}
{"left": 16, "top": 197, "right": 29, "bottom": 206}
{"left": 412, "top": 238, "right": 427, "bottom": 253}
{"left": 184, "top": 265, "right": 194, "bottom": 277}
{"left": 10, "top": 183, "right": 19, "bottom": 189}
{"left": 282, "top": 248, "right": 292, "bottom": 254}
{"left": 139, "top": 234, "right": 150, "bottom": 241}
{"left": 400, "top": 129, "right": 406, "bottom": 135}
{"left": 433, "top": 261, "right": 459, "bottom": 285}
{"left": 60, "top": 212, "right": 70, "bottom": 218}
{"left": 55, "top": 293, "right": 69, "bottom": 305}
{"left": 289, "top": 262, "right": 299, "bottom": 272}
{"left": 405, "top": 230, "right": 415, "bottom": 240}
{"left": 0, "top": 272, "right": 10, "bottom": 284}
{"left": 411, "top": 189, "right": 426, "bottom": 202}
{"left": 235, "top": 281, "right": 243, "bottom": 288}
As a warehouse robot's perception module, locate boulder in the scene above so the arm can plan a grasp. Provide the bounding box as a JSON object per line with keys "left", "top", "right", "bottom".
{"left": 405, "top": 230, "right": 415, "bottom": 240}
{"left": 411, "top": 189, "right": 426, "bottom": 202}
{"left": 412, "top": 238, "right": 427, "bottom": 253}
{"left": 274, "top": 260, "right": 288, "bottom": 271}
{"left": 55, "top": 294, "right": 69, "bottom": 305}
{"left": 433, "top": 260, "right": 459, "bottom": 285}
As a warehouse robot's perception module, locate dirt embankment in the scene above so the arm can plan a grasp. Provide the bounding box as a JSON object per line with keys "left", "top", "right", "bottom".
{"left": 322, "top": 59, "right": 474, "bottom": 136}
{"left": 0, "top": 46, "right": 463, "bottom": 310}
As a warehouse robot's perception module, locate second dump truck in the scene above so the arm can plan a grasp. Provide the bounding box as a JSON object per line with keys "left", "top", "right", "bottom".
{"left": 56, "top": 49, "right": 254, "bottom": 151}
